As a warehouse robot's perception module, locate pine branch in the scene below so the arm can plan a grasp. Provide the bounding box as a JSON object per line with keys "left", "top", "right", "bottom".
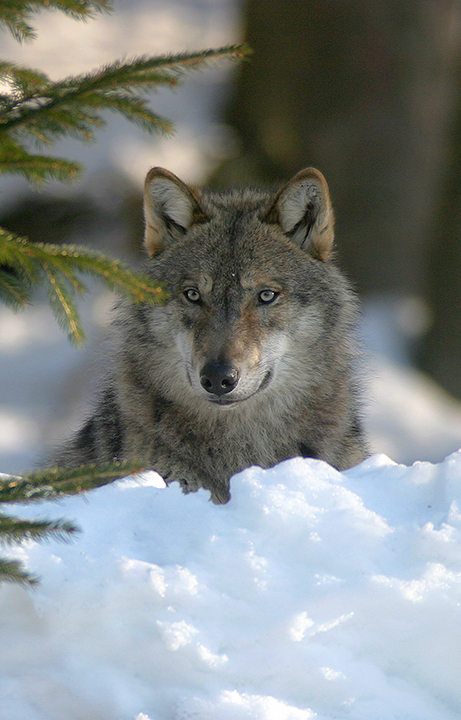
{"left": 0, "top": 60, "right": 49, "bottom": 89}
{"left": 0, "top": 1, "right": 112, "bottom": 42}
{"left": 0, "top": 231, "right": 167, "bottom": 344}
{"left": 77, "top": 92, "right": 173, "bottom": 134}
{"left": 0, "top": 512, "right": 78, "bottom": 586}
{"left": 0, "top": 228, "right": 39, "bottom": 282}
{"left": 0, "top": 557, "right": 38, "bottom": 586}
{"left": 0, "top": 136, "right": 81, "bottom": 182}
{"left": 42, "top": 260, "right": 85, "bottom": 343}
{"left": 0, "top": 45, "right": 249, "bottom": 138}
{"left": 0, "top": 514, "right": 78, "bottom": 544}
{"left": 0, "top": 460, "right": 150, "bottom": 503}
{"left": 58, "top": 45, "right": 251, "bottom": 91}
{"left": 47, "top": 245, "right": 167, "bottom": 303}
{"left": 0, "top": 266, "right": 30, "bottom": 308}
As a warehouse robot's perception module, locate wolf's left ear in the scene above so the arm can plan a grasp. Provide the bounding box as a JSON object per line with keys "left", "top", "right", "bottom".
{"left": 266, "top": 168, "right": 334, "bottom": 261}
{"left": 144, "top": 167, "right": 208, "bottom": 256}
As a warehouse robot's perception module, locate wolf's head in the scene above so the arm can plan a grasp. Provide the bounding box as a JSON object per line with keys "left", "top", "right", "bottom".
{"left": 141, "top": 167, "right": 356, "bottom": 408}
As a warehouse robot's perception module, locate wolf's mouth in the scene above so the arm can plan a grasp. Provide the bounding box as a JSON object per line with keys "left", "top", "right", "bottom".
{"left": 209, "top": 371, "right": 273, "bottom": 406}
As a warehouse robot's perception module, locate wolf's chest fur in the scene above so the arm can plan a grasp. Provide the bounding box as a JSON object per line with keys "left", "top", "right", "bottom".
{"left": 55, "top": 167, "right": 368, "bottom": 503}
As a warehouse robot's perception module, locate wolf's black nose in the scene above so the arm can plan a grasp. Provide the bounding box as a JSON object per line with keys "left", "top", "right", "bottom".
{"left": 200, "top": 362, "right": 239, "bottom": 396}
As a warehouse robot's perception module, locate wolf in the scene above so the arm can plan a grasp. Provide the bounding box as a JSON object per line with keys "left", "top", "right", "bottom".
{"left": 55, "top": 166, "right": 368, "bottom": 503}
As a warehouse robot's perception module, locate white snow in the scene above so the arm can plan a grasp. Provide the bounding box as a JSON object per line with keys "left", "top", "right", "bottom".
{"left": 1, "top": 451, "right": 461, "bottom": 719}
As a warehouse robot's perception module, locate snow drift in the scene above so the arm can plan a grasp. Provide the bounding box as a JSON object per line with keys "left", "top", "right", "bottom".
{"left": 1, "top": 452, "right": 461, "bottom": 720}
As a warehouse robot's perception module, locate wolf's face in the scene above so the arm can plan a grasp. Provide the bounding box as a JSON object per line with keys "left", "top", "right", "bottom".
{"left": 57, "top": 167, "right": 367, "bottom": 490}
{"left": 143, "top": 168, "right": 341, "bottom": 407}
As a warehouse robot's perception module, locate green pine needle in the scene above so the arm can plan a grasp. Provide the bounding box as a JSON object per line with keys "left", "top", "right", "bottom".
{"left": 0, "top": 231, "right": 167, "bottom": 345}
{"left": 42, "top": 260, "right": 86, "bottom": 344}
{"left": 0, "top": 60, "right": 49, "bottom": 88}
{"left": 0, "top": 44, "right": 249, "bottom": 152}
{"left": 0, "top": 1, "right": 112, "bottom": 42}
{"left": 0, "top": 557, "right": 38, "bottom": 586}
{"left": 0, "top": 266, "right": 31, "bottom": 308}
{"left": 0, "top": 460, "right": 151, "bottom": 504}
{"left": 0, "top": 514, "right": 79, "bottom": 544}
{"left": 0, "top": 512, "right": 77, "bottom": 586}
{"left": 0, "top": 136, "right": 81, "bottom": 183}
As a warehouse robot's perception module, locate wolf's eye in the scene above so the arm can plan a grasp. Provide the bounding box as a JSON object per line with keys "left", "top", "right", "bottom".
{"left": 184, "top": 288, "right": 201, "bottom": 303}
{"left": 258, "top": 289, "right": 278, "bottom": 304}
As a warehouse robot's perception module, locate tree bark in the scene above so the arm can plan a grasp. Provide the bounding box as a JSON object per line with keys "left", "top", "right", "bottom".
{"left": 216, "top": 0, "right": 459, "bottom": 299}
{"left": 421, "top": 51, "right": 461, "bottom": 398}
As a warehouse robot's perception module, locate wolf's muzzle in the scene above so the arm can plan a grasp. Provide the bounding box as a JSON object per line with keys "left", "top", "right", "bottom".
{"left": 200, "top": 361, "right": 239, "bottom": 397}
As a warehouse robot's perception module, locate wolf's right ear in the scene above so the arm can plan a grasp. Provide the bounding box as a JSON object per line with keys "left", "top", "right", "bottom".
{"left": 143, "top": 168, "right": 208, "bottom": 256}
{"left": 265, "top": 168, "right": 334, "bottom": 261}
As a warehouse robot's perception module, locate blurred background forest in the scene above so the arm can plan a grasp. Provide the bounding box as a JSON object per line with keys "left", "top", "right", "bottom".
{"left": 1, "top": 0, "right": 461, "bottom": 473}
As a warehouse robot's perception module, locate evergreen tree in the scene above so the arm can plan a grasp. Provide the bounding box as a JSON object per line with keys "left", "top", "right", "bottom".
{"left": 0, "top": 0, "right": 247, "bottom": 584}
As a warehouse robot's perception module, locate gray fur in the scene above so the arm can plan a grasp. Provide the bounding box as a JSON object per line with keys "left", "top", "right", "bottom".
{"left": 55, "top": 167, "right": 368, "bottom": 503}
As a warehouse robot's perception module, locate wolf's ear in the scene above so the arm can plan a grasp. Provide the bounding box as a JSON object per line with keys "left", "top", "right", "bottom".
{"left": 143, "top": 168, "right": 208, "bottom": 256}
{"left": 266, "top": 168, "right": 334, "bottom": 261}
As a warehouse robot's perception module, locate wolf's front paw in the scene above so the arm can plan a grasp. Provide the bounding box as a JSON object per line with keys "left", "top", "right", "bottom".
{"left": 208, "top": 481, "right": 230, "bottom": 505}
{"left": 178, "top": 476, "right": 201, "bottom": 495}
{"left": 177, "top": 475, "right": 230, "bottom": 504}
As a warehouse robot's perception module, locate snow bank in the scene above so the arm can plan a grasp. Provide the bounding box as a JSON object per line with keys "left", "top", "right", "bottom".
{"left": 1, "top": 453, "right": 461, "bottom": 720}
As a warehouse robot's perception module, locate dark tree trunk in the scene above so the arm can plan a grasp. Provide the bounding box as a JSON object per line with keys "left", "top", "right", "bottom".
{"left": 215, "top": 0, "right": 459, "bottom": 299}
{"left": 421, "top": 54, "right": 461, "bottom": 398}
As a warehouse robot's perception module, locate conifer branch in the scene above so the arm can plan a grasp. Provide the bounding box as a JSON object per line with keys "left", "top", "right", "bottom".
{"left": 0, "top": 134, "right": 81, "bottom": 182}
{"left": 0, "top": 460, "right": 151, "bottom": 504}
{"left": 0, "top": 45, "right": 248, "bottom": 146}
{"left": 42, "top": 260, "right": 85, "bottom": 343}
{"left": 0, "top": 557, "right": 38, "bottom": 586}
{"left": 0, "top": 512, "right": 77, "bottom": 585}
{"left": 0, "top": 231, "right": 167, "bottom": 344}
{"left": 0, "top": 1, "right": 112, "bottom": 42}
{"left": 0, "top": 266, "right": 30, "bottom": 308}
{"left": 0, "top": 514, "right": 78, "bottom": 544}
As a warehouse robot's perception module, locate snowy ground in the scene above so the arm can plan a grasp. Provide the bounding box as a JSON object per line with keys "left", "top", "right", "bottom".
{"left": 1, "top": 451, "right": 461, "bottom": 720}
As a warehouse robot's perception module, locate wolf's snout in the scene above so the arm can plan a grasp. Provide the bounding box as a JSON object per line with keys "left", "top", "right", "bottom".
{"left": 200, "top": 361, "right": 239, "bottom": 396}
